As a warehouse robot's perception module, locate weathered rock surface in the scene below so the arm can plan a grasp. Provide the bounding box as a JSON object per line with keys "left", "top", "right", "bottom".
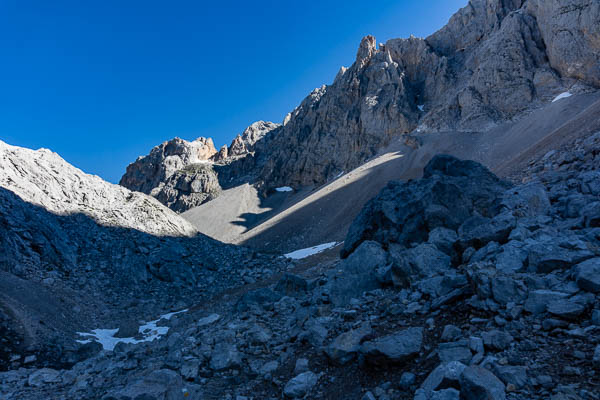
{"left": 342, "top": 155, "right": 510, "bottom": 257}
{"left": 0, "top": 140, "right": 196, "bottom": 237}
{"left": 154, "top": 163, "right": 222, "bottom": 213}
{"left": 120, "top": 136, "right": 216, "bottom": 194}
{"left": 360, "top": 327, "right": 423, "bottom": 365}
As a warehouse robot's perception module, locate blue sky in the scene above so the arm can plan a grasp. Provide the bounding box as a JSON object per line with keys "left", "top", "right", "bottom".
{"left": 0, "top": 0, "right": 466, "bottom": 183}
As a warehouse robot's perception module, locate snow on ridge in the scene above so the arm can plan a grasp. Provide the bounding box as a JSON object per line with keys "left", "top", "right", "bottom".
{"left": 76, "top": 309, "right": 188, "bottom": 351}
{"left": 275, "top": 186, "right": 293, "bottom": 192}
{"left": 552, "top": 92, "right": 572, "bottom": 103}
{"left": 284, "top": 242, "right": 338, "bottom": 260}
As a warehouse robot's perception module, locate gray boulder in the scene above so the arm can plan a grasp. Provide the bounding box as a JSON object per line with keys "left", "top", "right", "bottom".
{"left": 325, "top": 324, "right": 372, "bottom": 365}
{"left": 524, "top": 290, "right": 569, "bottom": 315}
{"left": 209, "top": 342, "right": 242, "bottom": 371}
{"left": 326, "top": 241, "right": 387, "bottom": 306}
{"left": 420, "top": 361, "right": 467, "bottom": 397}
{"left": 360, "top": 327, "right": 423, "bottom": 365}
{"left": 459, "top": 366, "right": 506, "bottom": 400}
{"left": 482, "top": 330, "right": 513, "bottom": 351}
{"left": 573, "top": 258, "right": 600, "bottom": 293}
{"left": 500, "top": 183, "right": 551, "bottom": 217}
{"left": 547, "top": 299, "right": 586, "bottom": 320}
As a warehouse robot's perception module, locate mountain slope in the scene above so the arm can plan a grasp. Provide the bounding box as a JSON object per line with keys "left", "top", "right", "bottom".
{"left": 0, "top": 140, "right": 196, "bottom": 236}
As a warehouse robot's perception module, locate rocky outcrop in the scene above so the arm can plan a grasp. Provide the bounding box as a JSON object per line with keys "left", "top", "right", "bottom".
{"left": 226, "top": 121, "right": 281, "bottom": 158}
{"left": 527, "top": 0, "right": 600, "bottom": 86}
{"left": 0, "top": 140, "right": 195, "bottom": 237}
{"left": 342, "top": 155, "right": 511, "bottom": 258}
{"left": 120, "top": 0, "right": 600, "bottom": 201}
{"left": 119, "top": 137, "right": 217, "bottom": 196}
{"left": 154, "top": 163, "right": 222, "bottom": 213}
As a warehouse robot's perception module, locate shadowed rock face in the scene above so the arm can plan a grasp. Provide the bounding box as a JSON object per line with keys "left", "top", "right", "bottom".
{"left": 342, "top": 155, "right": 511, "bottom": 258}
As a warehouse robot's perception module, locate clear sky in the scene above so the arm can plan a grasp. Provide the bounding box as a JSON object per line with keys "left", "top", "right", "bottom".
{"left": 0, "top": 0, "right": 466, "bottom": 183}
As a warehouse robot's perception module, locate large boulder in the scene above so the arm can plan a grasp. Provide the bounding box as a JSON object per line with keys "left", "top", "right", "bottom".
{"left": 325, "top": 241, "right": 388, "bottom": 306}
{"left": 342, "top": 155, "right": 510, "bottom": 258}
{"left": 359, "top": 327, "right": 423, "bottom": 365}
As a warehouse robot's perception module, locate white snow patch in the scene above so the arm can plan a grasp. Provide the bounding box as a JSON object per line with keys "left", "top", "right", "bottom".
{"left": 275, "top": 186, "right": 293, "bottom": 192}
{"left": 417, "top": 105, "right": 425, "bottom": 112}
{"left": 284, "top": 242, "right": 338, "bottom": 260}
{"left": 552, "top": 92, "right": 572, "bottom": 103}
{"left": 76, "top": 309, "right": 188, "bottom": 351}
{"left": 335, "top": 171, "right": 345, "bottom": 179}
{"left": 365, "top": 96, "right": 379, "bottom": 108}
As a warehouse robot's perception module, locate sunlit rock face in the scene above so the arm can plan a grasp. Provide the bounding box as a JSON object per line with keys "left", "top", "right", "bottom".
{"left": 0, "top": 140, "right": 196, "bottom": 236}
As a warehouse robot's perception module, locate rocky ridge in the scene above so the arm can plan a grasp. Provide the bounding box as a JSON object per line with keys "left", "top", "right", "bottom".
{"left": 0, "top": 140, "right": 290, "bottom": 376}
{"left": 120, "top": 0, "right": 599, "bottom": 207}
{"left": 4, "top": 131, "right": 600, "bottom": 399}
{"left": 0, "top": 140, "right": 195, "bottom": 236}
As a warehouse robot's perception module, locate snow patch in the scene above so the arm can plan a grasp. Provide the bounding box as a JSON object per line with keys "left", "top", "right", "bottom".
{"left": 275, "top": 186, "right": 293, "bottom": 192}
{"left": 552, "top": 92, "right": 572, "bottom": 103}
{"left": 284, "top": 242, "right": 338, "bottom": 260}
{"left": 365, "top": 96, "right": 379, "bottom": 108}
{"left": 76, "top": 309, "right": 188, "bottom": 351}
{"left": 417, "top": 105, "right": 425, "bottom": 112}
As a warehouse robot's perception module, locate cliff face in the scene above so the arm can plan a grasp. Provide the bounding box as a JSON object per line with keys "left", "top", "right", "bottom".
{"left": 255, "top": 0, "right": 599, "bottom": 190}
{"left": 119, "top": 137, "right": 217, "bottom": 196}
{"left": 120, "top": 0, "right": 600, "bottom": 207}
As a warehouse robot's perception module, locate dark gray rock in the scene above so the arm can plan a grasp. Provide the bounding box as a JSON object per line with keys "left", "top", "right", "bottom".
{"left": 283, "top": 371, "right": 319, "bottom": 398}
{"left": 326, "top": 241, "right": 387, "bottom": 306}
{"left": 325, "top": 324, "right": 372, "bottom": 365}
{"left": 154, "top": 163, "right": 222, "bottom": 213}
{"left": 457, "top": 212, "right": 516, "bottom": 250}
{"left": 428, "top": 228, "right": 458, "bottom": 255}
{"left": 573, "top": 258, "right": 600, "bottom": 293}
{"left": 343, "top": 155, "right": 510, "bottom": 257}
{"left": 547, "top": 299, "right": 586, "bottom": 320}
{"left": 209, "top": 342, "right": 242, "bottom": 371}
{"left": 524, "top": 290, "right": 569, "bottom": 315}
{"left": 360, "top": 327, "right": 423, "bottom": 365}
{"left": 437, "top": 341, "right": 472, "bottom": 364}
{"left": 459, "top": 366, "right": 506, "bottom": 400}
{"left": 420, "top": 361, "right": 466, "bottom": 397}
